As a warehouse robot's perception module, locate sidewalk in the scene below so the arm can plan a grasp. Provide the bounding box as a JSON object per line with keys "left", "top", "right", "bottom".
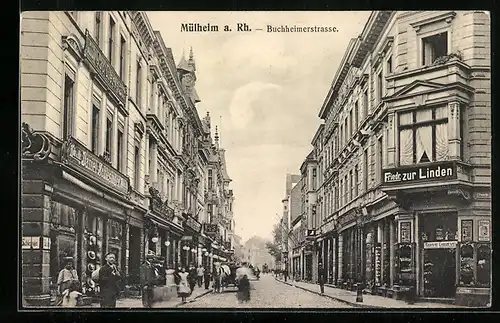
{"left": 275, "top": 278, "right": 466, "bottom": 308}
{"left": 85, "top": 286, "right": 212, "bottom": 308}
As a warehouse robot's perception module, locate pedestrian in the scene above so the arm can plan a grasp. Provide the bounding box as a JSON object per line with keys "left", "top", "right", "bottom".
{"left": 61, "top": 280, "right": 83, "bottom": 307}
{"left": 318, "top": 263, "right": 325, "bottom": 294}
{"left": 177, "top": 267, "right": 190, "bottom": 303}
{"left": 203, "top": 266, "right": 211, "bottom": 289}
{"left": 98, "top": 252, "right": 122, "bottom": 308}
{"left": 56, "top": 257, "right": 79, "bottom": 305}
{"left": 197, "top": 265, "right": 204, "bottom": 288}
{"left": 188, "top": 264, "right": 197, "bottom": 294}
{"left": 236, "top": 274, "right": 251, "bottom": 303}
{"left": 213, "top": 263, "right": 222, "bottom": 293}
{"left": 140, "top": 251, "right": 157, "bottom": 308}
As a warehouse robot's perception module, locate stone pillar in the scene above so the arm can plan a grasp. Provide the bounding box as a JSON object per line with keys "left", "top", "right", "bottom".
{"left": 332, "top": 237, "right": 336, "bottom": 284}
{"left": 166, "top": 231, "right": 170, "bottom": 267}
{"left": 177, "top": 240, "right": 181, "bottom": 265}
{"left": 140, "top": 228, "right": 145, "bottom": 263}
{"left": 338, "top": 234, "right": 343, "bottom": 284}
{"left": 415, "top": 214, "right": 420, "bottom": 294}
{"left": 448, "top": 101, "right": 461, "bottom": 159}
{"left": 21, "top": 179, "right": 52, "bottom": 306}
{"left": 389, "top": 218, "right": 395, "bottom": 287}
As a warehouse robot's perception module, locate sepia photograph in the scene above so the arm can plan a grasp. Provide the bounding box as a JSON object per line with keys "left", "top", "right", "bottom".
{"left": 20, "top": 10, "right": 491, "bottom": 310}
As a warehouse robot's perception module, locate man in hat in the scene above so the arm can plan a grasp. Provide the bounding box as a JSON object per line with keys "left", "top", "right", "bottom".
{"left": 140, "top": 251, "right": 157, "bottom": 308}
{"left": 98, "top": 252, "right": 122, "bottom": 308}
{"left": 57, "top": 257, "right": 79, "bottom": 300}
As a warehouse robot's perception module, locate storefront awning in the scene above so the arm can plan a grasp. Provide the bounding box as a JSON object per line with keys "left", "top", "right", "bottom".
{"left": 147, "top": 215, "right": 184, "bottom": 236}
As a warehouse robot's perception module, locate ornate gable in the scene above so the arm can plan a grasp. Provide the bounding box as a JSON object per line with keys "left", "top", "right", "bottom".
{"left": 391, "top": 80, "right": 444, "bottom": 98}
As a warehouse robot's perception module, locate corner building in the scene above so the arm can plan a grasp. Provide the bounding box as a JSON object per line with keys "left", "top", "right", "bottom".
{"left": 315, "top": 11, "right": 490, "bottom": 306}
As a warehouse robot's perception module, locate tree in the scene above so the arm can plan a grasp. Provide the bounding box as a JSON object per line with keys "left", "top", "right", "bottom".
{"left": 266, "top": 222, "right": 283, "bottom": 262}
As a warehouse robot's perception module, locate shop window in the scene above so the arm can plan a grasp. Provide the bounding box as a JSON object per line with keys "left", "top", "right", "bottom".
{"left": 422, "top": 32, "right": 448, "bottom": 66}
{"left": 398, "top": 106, "right": 449, "bottom": 166}
{"left": 476, "top": 244, "right": 491, "bottom": 287}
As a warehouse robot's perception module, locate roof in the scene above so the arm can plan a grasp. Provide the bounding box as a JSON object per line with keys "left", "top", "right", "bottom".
{"left": 177, "top": 54, "right": 192, "bottom": 72}
{"left": 219, "top": 149, "right": 232, "bottom": 181}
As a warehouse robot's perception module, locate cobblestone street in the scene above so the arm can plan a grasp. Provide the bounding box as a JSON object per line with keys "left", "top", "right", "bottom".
{"left": 180, "top": 274, "right": 353, "bottom": 308}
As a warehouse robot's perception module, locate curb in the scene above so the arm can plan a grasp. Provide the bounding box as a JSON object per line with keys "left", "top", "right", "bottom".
{"left": 275, "top": 278, "right": 382, "bottom": 309}
{"left": 175, "top": 289, "right": 213, "bottom": 307}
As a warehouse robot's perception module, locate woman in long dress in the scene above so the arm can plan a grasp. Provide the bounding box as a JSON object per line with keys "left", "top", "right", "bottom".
{"left": 177, "top": 267, "right": 191, "bottom": 303}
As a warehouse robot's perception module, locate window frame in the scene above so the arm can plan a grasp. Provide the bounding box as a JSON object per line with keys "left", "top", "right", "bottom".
{"left": 90, "top": 99, "right": 101, "bottom": 154}
{"left": 105, "top": 112, "right": 114, "bottom": 158}
{"left": 418, "top": 30, "right": 451, "bottom": 68}
{"left": 136, "top": 60, "right": 142, "bottom": 107}
{"left": 116, "top": 124, "right": 124, "bottom": 173}
{"left": 62, "top": 69, "right": 76, "bottom": 140}
{"left": 134, "top": 145, "right": 141, "bottom": 190}
{"left": 119, "top": 33, "right": 127, "bottom": 81}
{"left": 108, "top": 15, "right": 116, "bottom": 65}
{"left": 94, "top": 11, "right": 103, "bottom": 49}
{"left": 397, "top": 106, "right": 449, "bottom": 166}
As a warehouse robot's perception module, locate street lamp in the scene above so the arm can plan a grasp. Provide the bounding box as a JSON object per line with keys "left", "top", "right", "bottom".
{"left": 151, "top": 236, "right": 159, "bottom": 244}
{"left": 164, "top": 240, "right": 171, "bottom": 247}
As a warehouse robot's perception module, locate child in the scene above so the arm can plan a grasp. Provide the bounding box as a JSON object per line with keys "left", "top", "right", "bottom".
{"left": 61, "top": 281, "right": 82, "bottom": 307}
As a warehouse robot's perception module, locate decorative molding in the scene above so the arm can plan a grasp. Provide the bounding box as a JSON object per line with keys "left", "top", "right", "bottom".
{"left": 21, "top": 123, "right": 52, "bottom": 161}
{"left": 134, "top": 122, "right": 145, "bottom": 138}
{"left": 62, "top": 34, "right": 84, "bottom": 61}
{"left": 410, "top": 11, "right": 457, "bottom": 32}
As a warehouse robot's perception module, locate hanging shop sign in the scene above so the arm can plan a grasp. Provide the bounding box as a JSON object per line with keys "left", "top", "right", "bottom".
{"left": 184, "top": 215, "right": 201, "bottom": 233}
{"left": 203, "top": 223, "right": 218, "bottom": 236}
{"left": 424, "top": 241, "right": 457, "bottom": 249}
{"left": 478, "top": 220, "right": 490, "bottom": 242}
{"left": 62, "top": 137, "right": 129, "bottom": 195}
{"left": 383, "top": 161, "right": 456, "bottom": 185}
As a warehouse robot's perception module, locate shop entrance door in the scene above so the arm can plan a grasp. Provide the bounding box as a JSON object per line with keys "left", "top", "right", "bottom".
{"left": 423, "top": 248, "right": 456, "bottom": 298}
{"left": 305, "top": 254, "right": 313, "bottom": 281}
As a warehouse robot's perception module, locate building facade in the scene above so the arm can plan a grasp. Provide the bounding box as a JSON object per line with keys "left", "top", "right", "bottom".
{"left": 312, "top": 11, "right": 490, "bottom": 306}
{"left": 20, "top": 11, "right": 236, "bottom": 306}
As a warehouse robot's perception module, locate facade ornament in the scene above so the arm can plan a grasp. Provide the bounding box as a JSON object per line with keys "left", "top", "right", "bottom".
{"left": 62, "top": 34, "right": 84, "bottom": 61}
{"left": 21, "top": 122, "right": 51, "bottom": 161}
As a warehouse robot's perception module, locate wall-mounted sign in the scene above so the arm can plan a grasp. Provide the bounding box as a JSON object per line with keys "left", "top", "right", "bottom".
{"left": 400, "top": 222, "right": 411, "bottom": 243}
{"left": 478, "top": 220, "right": 490, "bottom": 242}
{"left": 461, "top": 220, "right": 473, "bottom": 242}
{"left": 62, "top": 137, "right": 129, "bottom": 195}
{"left": 22, "top": 236, "right": 40, "bottom": 249}
{"left": 181, "top": 236, "right": 193, "bottom": 241}
{"left": 184, "top": 215, "right": 201, "bottom": 233}
{"left": 203, "top": 223, "right": 218, "bottom": 236}
{"left": 424, "top": 241, "right": 457, "bottom": 249}
{"left": 383, "top": 161, "right": 456, "bottom": 185}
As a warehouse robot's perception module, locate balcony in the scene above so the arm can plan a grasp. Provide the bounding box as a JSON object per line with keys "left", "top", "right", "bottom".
{"left": 82, "top": 30, "right": 127, "bottom": 110}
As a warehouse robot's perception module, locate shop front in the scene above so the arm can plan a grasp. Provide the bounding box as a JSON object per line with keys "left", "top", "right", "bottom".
{"left": 21, "top": 133, "right": 136, "bottom": 306}
{"left": 336, "top": 208, "right": 361, "bottom": 290}
{"left": 318, "top": 217, "right": 336, "bottom": 284}
{"left": 382, "top": 161, "right": 491, "bottom": 306}
{"left": 202, "top": 223, "right": 219, "bottom": 272}
{"left": 292, "top": 248, "right": 301, "bottom": 280}
{"left": 182, "top": 213, "right": 202, "bottom": 267}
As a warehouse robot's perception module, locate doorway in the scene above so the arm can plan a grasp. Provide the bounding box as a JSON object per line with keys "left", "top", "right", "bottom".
{"left": 423, "top": 248, "right": 456, "bottom": 298}
{"left": 128, "top": 226, "right": 142, "bottom": 285}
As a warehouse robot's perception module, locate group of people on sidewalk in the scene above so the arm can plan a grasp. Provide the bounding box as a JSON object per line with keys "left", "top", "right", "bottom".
{"left": 55, "top": 252, "right": 122, "bottom": 308}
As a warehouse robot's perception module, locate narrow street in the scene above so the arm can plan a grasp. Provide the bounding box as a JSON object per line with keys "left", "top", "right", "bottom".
{"left": 181, "top": 274, "right": 353, "bottom": 308}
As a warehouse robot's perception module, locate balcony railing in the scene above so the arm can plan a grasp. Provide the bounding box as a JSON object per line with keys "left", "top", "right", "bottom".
{"left": 83, "top": 30, "right": 127, "bottom": 107}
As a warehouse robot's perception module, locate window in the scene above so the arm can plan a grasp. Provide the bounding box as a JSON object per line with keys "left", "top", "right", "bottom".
{"left": 208, "top": 169, "right": 213, "bottom": 189}
{"left": 108, "top": 17, "right": 116, "bottom": 65}
{"left": 136, "top": 61, "right": 142, "bottom": 105}
{"left": 334, "top": 185, "right": 338, "bottom": 211}
{"left": 349, "top": 169, "right": 354, "bottom": 201}
{"left": 363, "top": 89, "right": 368, "bottom": 119}
{"left": 134, "top": 146, "right": 140, "bottom": 189}
{"left": 377, "top": 137, "right": 383, "bottom": 183}
{"left": 119, "top": 35, "right": 126, "bottom": 80}
{"left": 91, "top": 104, "right": 100, "bottom": 153}
{"left": 363, "top": 149, "right": 368, "bottom": 192}
{"left": 398, "top": 107, "right": 449, "bottom": 165}
{"left": 354, "top": 101, "right": 359, "bottom": 133}
{"left": 344, "top": 175, "right": 348, "bottom": 204}
{"left": 95, "top": 12, "right": 102, "bottom": 48}
{"left": 312, "top": 168, "right": 317, "bottom": 190}
{"left": 422, "top": 32, "right": 448, "bottom": 66}
{"left": 339, "top": 179, "right": 343, "bottom": 207}
{"left": 105, "top": 115, "right": 113, "bottom": 159}
{"left": 344, "top": 118, "right": 348, "bottom": 145}
{"left": 340, "top": 124, "right": 343, "bottom": 149}
{"left": 377, "top": 71, "right": 383, "bottom": 103}
{"left": 63, "top": 75, "right": 75, "bottom": 139}
{"left": 349, "top": 109, "right": 353, "bottom": 138}
{"left": 117, "top": 128, "right": 123, "bottom": 172}
{"left": 387, "top": 55, "right": 393, "bottom": 74}
{"left": 354, "top": 165, "right": 359, "bottom": 197}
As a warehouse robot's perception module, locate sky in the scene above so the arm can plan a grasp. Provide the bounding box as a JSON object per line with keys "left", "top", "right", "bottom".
{"left": 147, "top": 11, "right": 371, "bottom": 243}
